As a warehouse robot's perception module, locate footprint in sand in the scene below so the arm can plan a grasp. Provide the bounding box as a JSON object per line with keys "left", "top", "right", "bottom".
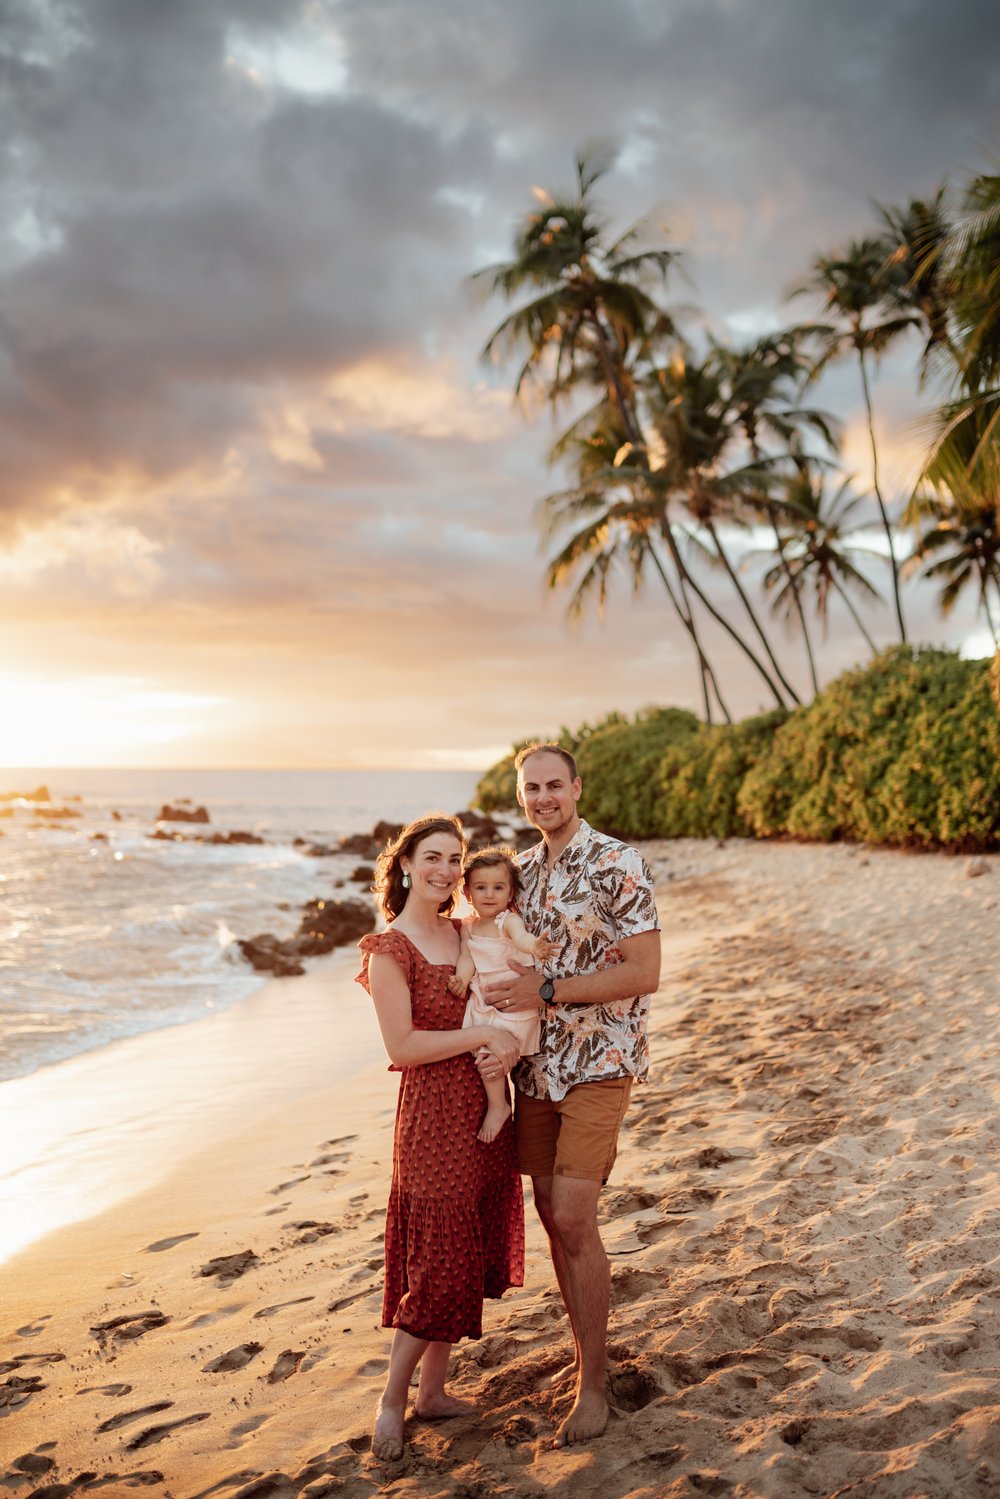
{"left": 90, "top": 1312, "right": 170, "bottom": 1351}
{"left": 11, "top": 1453, "right": 56, "bottom": 1477}
{"left": 96, "top": 1400, "right": 174, "bottom": 1433}
{"left": 15, "top": 1316, "right": 51, "bottom": 1337}
{"left": 269, "top": 1175, "right": 310, "bottom": 1195}
{"left": 199, "top": 1250, "right": 259, "bottom": 1283}
{"left": 77, "top": 1383, "right": 133, "bottom": 1397}
{"left": 254, "top": 1297, "right": 315, "bottom": 1319}
{"left": 143, "top": 1232, "right": 199, "bottom": 1253}
{"left": 203, "top": 1343, "right": 264, "bottom": 1373}
{"left": 287, "top": 1221, "right": 338, "bottom": 1244}
{"left": 126, "top": 1412, "right": 210, "bottom": 1450}
{"left": 265, "top": 1348, "right": 305, "bottom": 1383}
{"left": 322, "top": 1134, "right": 359, "bottom": 1148}
{"left": 357, "top": 1358, "right": 388, "bottom": 1377}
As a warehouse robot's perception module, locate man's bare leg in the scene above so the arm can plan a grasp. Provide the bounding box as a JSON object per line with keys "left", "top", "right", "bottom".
{"left": 373, "top": 1328, "right": 427, "bottom": 1459}
{"left": 531, "top": 1175, "right": 579, "bottom": 1389}
{"left": 414, "top": 1340, "right": 475, "bottom": 1419}
{"left": 534, "top": 1174, "right": 610, "bottom": 1444}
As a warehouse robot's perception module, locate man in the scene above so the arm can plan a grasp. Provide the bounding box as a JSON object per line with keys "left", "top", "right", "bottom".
{"left": 480, "top": 743, "right": 661, "bottom": 1447}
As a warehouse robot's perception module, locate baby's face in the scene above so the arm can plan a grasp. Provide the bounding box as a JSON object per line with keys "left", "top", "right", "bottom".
{"left": 467, "top": 866, "right": 513, "bottom": 920}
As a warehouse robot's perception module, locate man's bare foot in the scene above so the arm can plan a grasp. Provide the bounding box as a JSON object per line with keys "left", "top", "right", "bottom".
{"left": 371, "top": 1397, "right": 406, "bottom": 1460}
{"left": 553, "top": 1389, "right": 609, "bottom": 1447}
{"left": 413, "top": 1392, "right": 476, "bottom": 1420}
{"left": 536, "top": 1357, "right": 578, "bottom": 1391}
{"left": 477, "top": 1102, "right": 511, "bottom": 1144}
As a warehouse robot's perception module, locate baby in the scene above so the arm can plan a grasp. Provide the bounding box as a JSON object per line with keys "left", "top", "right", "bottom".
{"left": 448, "top": 845, "right": 560, "bottom": 1142}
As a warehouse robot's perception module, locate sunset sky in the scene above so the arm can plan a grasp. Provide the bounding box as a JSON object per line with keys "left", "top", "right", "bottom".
{"left": 2, "top": 0, "right": 998, "bottom": 770}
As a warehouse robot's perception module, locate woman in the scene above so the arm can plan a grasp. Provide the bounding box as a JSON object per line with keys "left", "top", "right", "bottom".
{"left": 356, "top": 813, "right": 525, "bottom": 1462}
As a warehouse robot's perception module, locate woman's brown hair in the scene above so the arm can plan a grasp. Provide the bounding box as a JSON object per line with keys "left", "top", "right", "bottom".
{"left": 371, "top": 813, "right": 467, "bottom": 922}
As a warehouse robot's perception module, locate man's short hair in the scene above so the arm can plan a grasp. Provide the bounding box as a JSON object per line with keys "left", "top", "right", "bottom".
{"left": 514, "top": 742, "right": 578, "bottom": 781}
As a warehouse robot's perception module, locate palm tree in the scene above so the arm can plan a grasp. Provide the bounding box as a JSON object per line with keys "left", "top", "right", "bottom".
{"left": 710, "top": 330, "right": 839, "bottom": 696}
{"left": 759, "top": 465, "right": 884, "bottom": 655}
{"left": 796, "top": 238, "right": 915, "bottom": 641}
{"left": 878, "top": 188, "right": 957, "bottom": 383}
{"left": 643, "top": 353, "right": 803, "bottom": 705}
{"left": 542, "top": 403, "right": 732, "bottom": 722}
{"left": 471, "top": 148, "right": 679, "bottom": 433}
{"left": 905, "top": 404, "right": 1000, "bottom": 644}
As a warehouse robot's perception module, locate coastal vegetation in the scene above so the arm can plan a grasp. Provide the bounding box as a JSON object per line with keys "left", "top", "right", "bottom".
{"left": 472, "top": 148, "right": 1000, "bottom": 716}
{"left": 476, "top": 648, "right": 1000, "bottom": 851}
{"left": 473, "top": 150, "right": 1000, "bottom": 850}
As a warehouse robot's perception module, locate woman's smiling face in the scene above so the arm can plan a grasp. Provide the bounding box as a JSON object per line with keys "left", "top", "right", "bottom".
{"left": 401, "top": 832, "right": 464, "bottom": 901}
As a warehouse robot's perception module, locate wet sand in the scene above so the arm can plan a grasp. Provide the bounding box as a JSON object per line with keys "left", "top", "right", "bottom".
{"left": 2, "top": 840, "right": 999, "bottom": 1497}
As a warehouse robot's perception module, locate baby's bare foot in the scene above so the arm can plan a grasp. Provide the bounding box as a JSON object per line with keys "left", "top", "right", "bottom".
{"left": 477, "top": 1102, "right": 511, "bottom": 1144}
{"left": 553, "top": 1390, "right": 609, "bottom": 1447}
{"left": 414, "top": 1392, "right": 475, "bottom": 1420}
{"left": 371, "top": 1397, "right": 405, "bottom": 1460}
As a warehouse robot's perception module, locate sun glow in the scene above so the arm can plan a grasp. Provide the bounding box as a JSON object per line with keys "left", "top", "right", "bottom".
{"left": 0, "top": 673, "right": 227, "bottom": 769}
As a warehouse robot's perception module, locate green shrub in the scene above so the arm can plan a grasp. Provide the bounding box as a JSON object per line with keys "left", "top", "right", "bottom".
{"left": 738, "top": 646, "right": 1000, "bottom": 848}
{"left": 574, "top": 707, "right": 701, "bottom": 838}
{"left": 658, "top": 708, "right": 790, "bottom": 837}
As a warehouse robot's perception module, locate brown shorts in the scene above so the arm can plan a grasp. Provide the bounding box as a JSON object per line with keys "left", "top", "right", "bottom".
{"left": 514, "top": 1077, "right": 634, "bottom": 1184}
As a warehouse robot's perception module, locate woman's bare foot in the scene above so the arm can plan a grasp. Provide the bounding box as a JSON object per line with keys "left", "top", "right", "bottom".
{"left": 371, "top": 1396, "right": 406, "bottom": 1460}
{"left": 477, "top": 1102, "right": 511, "bottom": 1144}
{"left": 413, "top": 1392, "right": 476, "bottom": 1420}
{"left": 553, "top": 1389, "right": 609, "bottom": 1447}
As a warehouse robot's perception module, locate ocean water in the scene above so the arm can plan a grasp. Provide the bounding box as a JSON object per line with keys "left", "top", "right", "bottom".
{"left": 0, "top": 767, "right": 483, "bottom": 1082}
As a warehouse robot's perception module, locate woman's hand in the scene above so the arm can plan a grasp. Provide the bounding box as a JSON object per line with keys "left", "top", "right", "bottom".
{"left": 477, "top": 1027, "right": 520, "bottom": 1073}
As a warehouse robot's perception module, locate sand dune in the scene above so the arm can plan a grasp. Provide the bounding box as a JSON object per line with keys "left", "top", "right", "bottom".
{"left": 2, "top": 839, "right": 998, "bottom": 1497}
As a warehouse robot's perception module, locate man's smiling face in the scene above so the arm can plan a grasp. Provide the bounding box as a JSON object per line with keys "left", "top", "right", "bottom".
{"left": 516, "top": 751, "right": 582, "bottom": 840}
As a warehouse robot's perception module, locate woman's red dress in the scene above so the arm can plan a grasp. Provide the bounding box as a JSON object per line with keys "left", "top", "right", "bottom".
{"left": 356, "top": 927, "right": 525, "bottom": 1343}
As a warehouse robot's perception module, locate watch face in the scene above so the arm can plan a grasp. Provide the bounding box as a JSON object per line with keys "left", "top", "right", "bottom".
{"left": 539, "top": 978, "right": 555, "bottom": 1002}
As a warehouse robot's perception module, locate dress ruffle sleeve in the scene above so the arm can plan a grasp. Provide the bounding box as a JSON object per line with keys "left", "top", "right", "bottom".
{"left": 356, "top": 928, "right": 416, "bottom": 994}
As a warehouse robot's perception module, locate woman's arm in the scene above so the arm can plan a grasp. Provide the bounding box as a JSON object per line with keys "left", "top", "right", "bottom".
{"left": 369, "top": 951, "right": 519, "bottom": 1069}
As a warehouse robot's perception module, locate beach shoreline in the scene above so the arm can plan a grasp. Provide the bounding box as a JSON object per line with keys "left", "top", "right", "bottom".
{"left": 3, "top": 839, "right": 999, "bottom": 1497}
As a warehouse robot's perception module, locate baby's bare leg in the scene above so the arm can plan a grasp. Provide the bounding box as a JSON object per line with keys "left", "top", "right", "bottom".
{"left": 477, "top": 1071, "right": 512, "bottom": 1144}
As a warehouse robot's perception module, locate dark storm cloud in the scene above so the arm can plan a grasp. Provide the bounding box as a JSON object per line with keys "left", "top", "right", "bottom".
{"left": 0, "top": 0, "right": 492, "bottom": 522}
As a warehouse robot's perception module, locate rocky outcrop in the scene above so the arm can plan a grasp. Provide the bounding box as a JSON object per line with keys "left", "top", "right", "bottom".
{"left": 0, "top": 784, "right": 50, "bottom": 802}
{"left": 237, "top": 896, "right": 376, "bottom": 978}
{"left": 158, "top": 803, "right": 210, "bottom": 823}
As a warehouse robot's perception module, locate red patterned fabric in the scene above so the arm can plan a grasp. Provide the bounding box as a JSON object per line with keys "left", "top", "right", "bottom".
{"left": 356, "top": 926, "right": 525, "bottom": 1342}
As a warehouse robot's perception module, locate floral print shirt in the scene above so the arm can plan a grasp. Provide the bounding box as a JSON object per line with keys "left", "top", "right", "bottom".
{"left": 514, "top": 820, "right": 659, "bottom": 1101}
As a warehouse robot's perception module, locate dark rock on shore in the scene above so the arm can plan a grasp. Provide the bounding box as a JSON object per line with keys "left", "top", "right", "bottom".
{"left": 293, "top": 896, "right": 375, "bottom": 956}
{"left": 350, "top": 864, "right": 374, "bottom": 883}
{"left": 33, "top": 805, "right": 82, "bottom": 819}
{"left": 0, "top": 784, "right": 50, "bottom": 802}
{"left": 237, "top": 935, "right": 307, "bottom": 978}
{"left": 337, "top": 831, "right": 381, "bottom": 859}
{"left": 293, "top": 839, "right": 340, "bottom": 857}
{"left": 237, "top": 896, "right": 376, "bottom": 978}
{"left": 204, "top": 830, "right": 265, "bottom": 845}
{"left": 159, "top": 803, "right": 210, "bottom": 823}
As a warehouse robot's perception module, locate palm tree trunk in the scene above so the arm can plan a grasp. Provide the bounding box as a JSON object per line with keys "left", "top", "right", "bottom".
{"left": 769, "top": 514, "right": 820, "bottom": 695}
{"left": 647, "top": 544, "right": 732, "bottom": 723}
{"left": 704, "top": 518, "right": 800, "bottom": 704}
{"left": 831, "top": 574, "right": 879, "bottom": 654}
{"left": 658, "top": 519, "right": 789, "bottom": 708}
{"left": 858, "top": 349, "right": 907, "bottom": 641}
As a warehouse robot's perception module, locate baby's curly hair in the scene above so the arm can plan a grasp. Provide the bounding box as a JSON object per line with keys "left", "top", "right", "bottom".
{"left": 371, "top": 813, "right": 467, "bottom": 922}
{"left": 462, "top": 844, "right": 522, "bottom": 901}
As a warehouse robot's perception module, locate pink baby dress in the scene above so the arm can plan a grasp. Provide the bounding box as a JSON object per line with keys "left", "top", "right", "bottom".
{"left": 462, "top": 909, "right": 541, "bottom": 1055}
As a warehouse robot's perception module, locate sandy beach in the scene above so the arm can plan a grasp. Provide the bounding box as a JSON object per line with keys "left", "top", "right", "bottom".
{"left": 3, "top": 839, "right": 999, "bottom": 1498}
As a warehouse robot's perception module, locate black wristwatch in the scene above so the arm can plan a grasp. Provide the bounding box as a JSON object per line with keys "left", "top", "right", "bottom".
{"left": 539, "top": 976, "right": 556, "bottom": 1006}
